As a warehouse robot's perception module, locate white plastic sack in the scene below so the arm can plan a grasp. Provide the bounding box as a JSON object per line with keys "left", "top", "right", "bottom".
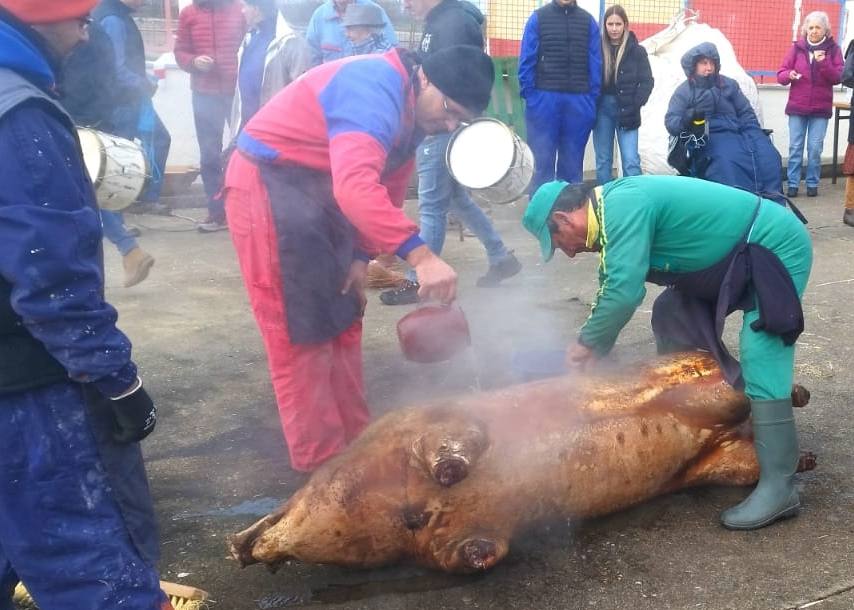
{"left": 636, "top": 11, "right": 765, "bottom": 176}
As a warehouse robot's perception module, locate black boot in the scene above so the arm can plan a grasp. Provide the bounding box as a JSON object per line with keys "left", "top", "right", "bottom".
{"left": 379, "top": 280, "right": 420, "bottom": 306}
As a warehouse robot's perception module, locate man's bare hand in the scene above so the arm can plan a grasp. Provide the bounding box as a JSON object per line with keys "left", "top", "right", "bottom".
{"left": 406, "top": 245, "right": 457, "bottom": 304}
{"left": 193, "top": 55, "right": 215, "bottom": 72}
{"left": 565, "top": 341, "right": 596, "bottom": 372}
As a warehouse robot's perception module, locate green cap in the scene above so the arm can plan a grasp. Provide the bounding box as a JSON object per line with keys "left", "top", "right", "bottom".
{"left": 522, "top": 180, "right": 569, "bottom": 262}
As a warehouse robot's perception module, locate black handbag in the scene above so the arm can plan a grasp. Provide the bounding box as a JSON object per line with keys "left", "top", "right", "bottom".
{"left": 667, "top": 134, "right": 692, "bottom": 175}
{"left": 667, "top": 119, "right": 708, "bottom": 176}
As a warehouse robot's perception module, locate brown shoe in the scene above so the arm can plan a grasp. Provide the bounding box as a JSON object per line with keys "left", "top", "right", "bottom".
{"left": 844, "top": 209, "right": 854, "bottom": 227}
{"left": 122, "top": 247, "right": 155, "bottom": 287}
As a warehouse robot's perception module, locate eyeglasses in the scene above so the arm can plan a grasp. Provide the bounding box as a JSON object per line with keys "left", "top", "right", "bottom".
{"left": 441, "top": 95, "right": 472, "bottom": 125}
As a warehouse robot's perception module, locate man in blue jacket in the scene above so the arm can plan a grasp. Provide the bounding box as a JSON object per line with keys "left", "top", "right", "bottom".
{"left": 306, "top": 0, "right": 397, "bottom": 64}
{"left": 519, "top": 0, "right": 601, "bottom": 192}
{"left": 0, "top": 1, "right": 169, "bottom": 608}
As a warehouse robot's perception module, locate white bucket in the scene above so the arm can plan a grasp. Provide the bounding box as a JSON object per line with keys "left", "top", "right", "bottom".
{"left": 77, "top": 128, "right": 149, "bottom": 211}
{"left": 446, "top": 118, "right": 533, "bottom": 205}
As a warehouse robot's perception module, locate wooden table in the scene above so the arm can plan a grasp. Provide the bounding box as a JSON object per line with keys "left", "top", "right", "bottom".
{"left": 832, "top": 100, "right": 851, "bottom": 184}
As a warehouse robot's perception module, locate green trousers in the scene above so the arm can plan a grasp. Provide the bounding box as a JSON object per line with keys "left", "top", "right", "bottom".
{"left": 740, "top": 219, "right": 812, "bottom": 401}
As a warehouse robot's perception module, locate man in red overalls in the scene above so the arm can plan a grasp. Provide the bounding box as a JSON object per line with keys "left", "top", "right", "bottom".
{"left": 225, "top": 45, "right": 495, "bottom": 471}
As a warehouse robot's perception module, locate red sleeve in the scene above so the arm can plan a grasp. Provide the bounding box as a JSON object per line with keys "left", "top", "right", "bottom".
{"left": 174, "top": 9, "right": 196, "bottom": 72}
{"left": 329, "top": 132, "right": 418, "bottom": 255}
{"left": 383, "top": 157, "right": 415, "bottom": 208}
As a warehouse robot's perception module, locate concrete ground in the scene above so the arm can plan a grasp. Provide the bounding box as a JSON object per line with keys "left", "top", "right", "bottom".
{"left": 105, "top": 182, "right": 854, "bottom": 610}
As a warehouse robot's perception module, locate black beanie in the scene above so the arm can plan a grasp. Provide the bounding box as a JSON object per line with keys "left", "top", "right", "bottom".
{"left": 421, "top": 45, "right": 495, "bottom": 115}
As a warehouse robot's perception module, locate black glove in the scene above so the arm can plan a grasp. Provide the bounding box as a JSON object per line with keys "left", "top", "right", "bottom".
{"left": 109, "top": 379, "right": 157, "bottom": 444}
{"left": 684, "top": 106, "right": 705, "bottom": 125}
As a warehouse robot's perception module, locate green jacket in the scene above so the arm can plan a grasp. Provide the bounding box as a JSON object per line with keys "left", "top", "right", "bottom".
{"left": 579, "top": 175, "right": 809, "bottom": 354}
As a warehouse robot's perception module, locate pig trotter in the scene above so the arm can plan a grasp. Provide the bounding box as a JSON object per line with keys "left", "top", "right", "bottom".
{"left": 797, "top": 451, "right": 817, "bottom": 472}
{"left": 228, "top": 533, "right": 257, "bottom": 568}
{"left": 791, "top": 384, "right": 810, "bottom": 408}
{"left": 433, "top": 457, "right": 469, "bottom": 487}
{"left": 459, "top": 539, "right": 498, "bottom": 571}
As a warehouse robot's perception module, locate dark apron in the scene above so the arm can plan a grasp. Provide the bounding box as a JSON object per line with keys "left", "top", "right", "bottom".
{"left": 260, "top": 164, "right": 361, "bottom": 345}
{"left": 260, "top": 124, "right": 422, "bottom": 345}
{"left": 646, "top": 200, "right": 762, "bottom": 389}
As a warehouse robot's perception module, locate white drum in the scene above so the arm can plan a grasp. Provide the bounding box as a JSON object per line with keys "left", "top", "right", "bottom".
{"left": 77, "top": 128, "right": 149, "bottom": 211}
{"left": 446, "top": 118, "right": 534, "bottom": 205}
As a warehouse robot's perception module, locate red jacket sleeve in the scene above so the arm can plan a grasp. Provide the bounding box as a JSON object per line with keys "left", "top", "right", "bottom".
{"left": 329, "top": 132, "right": 420, "bottom": 257}
{"left": 174, "top": 8, "right": 197, "bottom": 73}
{"left": 383, "top": 157, "right": 414, "bottom": 209}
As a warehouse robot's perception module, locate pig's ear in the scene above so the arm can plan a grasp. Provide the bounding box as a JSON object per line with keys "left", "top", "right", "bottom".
{"left": 411, "top": 422, "right": 488, "bottom": 487}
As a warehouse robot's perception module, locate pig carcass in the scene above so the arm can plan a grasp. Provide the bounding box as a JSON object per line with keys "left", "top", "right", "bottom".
{"left": 230, "top": 352, "right": 814, "bottom": 573}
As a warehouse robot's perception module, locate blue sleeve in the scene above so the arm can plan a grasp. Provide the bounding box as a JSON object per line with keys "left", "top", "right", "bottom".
{"left": 378, "top": 3, "right": 398, "bottom": 46}
{"left": 0, "top": 104, "right": 137, "bottom": 396}
{"left": 320, "top": 59, "right": 404, "bottom": 150}
{"left": 518, "top": 11, "right": 539, "bottom": 99}
{"left": 665, "top": 82, "right": 691, "bottom": 135}
{"left": 587, "top": 16, "right": 601, "bottom": 99}
{"left": 100, "top": 15, "right": 149, "bottom": 96}
{"left": 305, "top": 9, "right": 324, "bottom": 66}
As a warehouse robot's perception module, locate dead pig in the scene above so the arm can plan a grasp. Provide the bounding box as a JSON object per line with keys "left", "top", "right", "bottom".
{"left": 229, "top": 352, "right": 814, "bottom": 573}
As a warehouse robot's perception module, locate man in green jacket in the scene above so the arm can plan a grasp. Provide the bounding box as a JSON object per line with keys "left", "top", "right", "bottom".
{"left": 522, "top": 175, "right": 812, "bottom": 531}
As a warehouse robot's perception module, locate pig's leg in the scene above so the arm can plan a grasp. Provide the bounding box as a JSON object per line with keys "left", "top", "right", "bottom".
{"left": 677, "top": 439, "right": 816, "bottom": 489}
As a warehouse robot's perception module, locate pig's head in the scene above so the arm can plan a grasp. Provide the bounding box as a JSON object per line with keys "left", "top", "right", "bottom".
{"left": 228, "top": 406, "right": 503, "bottom": 572}
{"left": 229, "top": 441, "right": 415, "bottom": 569}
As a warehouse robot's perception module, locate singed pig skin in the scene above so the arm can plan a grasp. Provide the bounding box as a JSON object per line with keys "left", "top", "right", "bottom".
{"left": 230, "top": 352, "right": 814, "bottom": 573}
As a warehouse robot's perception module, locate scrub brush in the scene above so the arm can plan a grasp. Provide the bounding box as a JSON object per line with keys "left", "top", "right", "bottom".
{"left": 12, "top": 580, "right": 210, "bottom": 610}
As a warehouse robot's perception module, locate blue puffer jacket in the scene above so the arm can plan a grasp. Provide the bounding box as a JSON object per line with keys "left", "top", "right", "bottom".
{"left": 664, "top": 42, "right": 783, "bottom": 200}
{"left": 664, "top": 42, "right": 760, "bottom": 137}
{"left": 0, "top": 12, "right": 137, "bottom": 397}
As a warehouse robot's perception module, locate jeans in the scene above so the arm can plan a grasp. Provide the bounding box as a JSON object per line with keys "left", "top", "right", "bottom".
{"left": 787, "top": 114, "right": 828, "bottom": 189}
{"left": 100, "top": 210, "right": 137, "bottom": 256}
{"left": 192, "top": 91, "right": 233, "bottom": 220}
{"left": 406, "top": 133, "right": 509, "bottom": 281}
{"left": 592, "top": 95, "right": 642, "bottom": 185}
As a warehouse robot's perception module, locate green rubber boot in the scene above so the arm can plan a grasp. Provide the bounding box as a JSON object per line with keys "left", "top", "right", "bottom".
{"left": 720, "top": 398, "right": 801, "bottom": 530}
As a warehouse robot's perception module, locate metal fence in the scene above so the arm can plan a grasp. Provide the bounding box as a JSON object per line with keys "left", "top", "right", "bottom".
{"left": 485, "top": 0, "right": 846, "bottom": 79}
{"left": 140, "top": 0, "right": 847, "bottom": 78}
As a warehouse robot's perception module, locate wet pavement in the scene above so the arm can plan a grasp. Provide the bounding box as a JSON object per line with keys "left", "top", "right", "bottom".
{"left": 105, "top": 183, "right": 854, "bottom": 610}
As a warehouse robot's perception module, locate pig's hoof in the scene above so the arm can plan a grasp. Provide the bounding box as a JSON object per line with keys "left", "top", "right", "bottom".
{"left": 433, "top": 456, "right": 469, "bottom": 487}
{"left": 797, "top": 451, "right": 817, "bottom": 472}
{"left": 791, "top": 385, "right": 810, "bottom": 408}
{"left": 459, "top": 538, "right": 498, "bottom": 571}
{"left": 227, "top": 534, "right": 258, "bottom": 568}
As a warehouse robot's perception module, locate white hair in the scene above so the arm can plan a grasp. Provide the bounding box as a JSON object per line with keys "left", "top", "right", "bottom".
{"left": 801, "top": 11, "right": 831, "bottom": 37}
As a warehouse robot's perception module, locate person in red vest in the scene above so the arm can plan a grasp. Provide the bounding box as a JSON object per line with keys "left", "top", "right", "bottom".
{"left": 224, "top": 45, "right": 494, "bottom": 472}
{"left": 175, "top": 0, "right": 245, "bottom": 233}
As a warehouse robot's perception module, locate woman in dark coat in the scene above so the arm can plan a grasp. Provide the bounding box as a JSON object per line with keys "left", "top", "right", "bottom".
{"left": 665, "top": 42, "right": 783, "bottom": 200}
{"left": 592, "top": 4, "right": 653, "bottom": 184}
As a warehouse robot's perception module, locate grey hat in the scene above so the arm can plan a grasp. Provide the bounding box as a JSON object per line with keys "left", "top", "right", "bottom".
{"left": 342, "top": 3, "right": 385, "bottom": 27}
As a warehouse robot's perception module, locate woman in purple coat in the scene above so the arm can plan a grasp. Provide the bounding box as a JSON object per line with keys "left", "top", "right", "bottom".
{"left": 777, "top": 11, "right": 843, "bottom": 198}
